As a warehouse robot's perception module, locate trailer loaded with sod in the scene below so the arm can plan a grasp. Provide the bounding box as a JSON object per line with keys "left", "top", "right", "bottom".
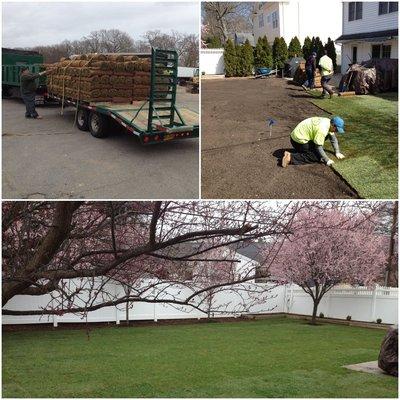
{"left": 46, "top": 48, "right": 199, "bottom": 144}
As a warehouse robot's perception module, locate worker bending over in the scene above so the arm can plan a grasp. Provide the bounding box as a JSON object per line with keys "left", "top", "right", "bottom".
{"left": 281, "top": 116, "right": 345, "bottom": 167}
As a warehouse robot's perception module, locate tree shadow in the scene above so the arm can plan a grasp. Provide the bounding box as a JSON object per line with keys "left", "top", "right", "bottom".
{"left": 289, "top": 93, "right": 316, "bottom": 99}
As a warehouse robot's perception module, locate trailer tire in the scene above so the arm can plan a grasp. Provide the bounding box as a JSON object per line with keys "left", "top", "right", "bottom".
{"left": 89, "top": 111, "right": 109, "bottom": 138}
{"left": 76, "top": 108, "right": 89, "bottom": 131}
{"left": 2, "top": 86, "right": 12, "bottom": 98}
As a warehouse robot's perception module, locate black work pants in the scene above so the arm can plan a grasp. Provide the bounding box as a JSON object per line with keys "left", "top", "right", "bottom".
{"left": 290, "top": 138, "right": 320, "bottom": 165}
{"left": 321, "top": 75, "right": 334, "bottom": 95}
{"left": 21, "top": 92, "right": 38, "bottom": 118}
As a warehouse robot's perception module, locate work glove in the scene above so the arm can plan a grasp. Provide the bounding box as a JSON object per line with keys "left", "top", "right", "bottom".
{"left": 326, "top": 159, "right": 334, "bottom": 166}
{"left": 335, "top": 152, "right": 345, "bottom": 159}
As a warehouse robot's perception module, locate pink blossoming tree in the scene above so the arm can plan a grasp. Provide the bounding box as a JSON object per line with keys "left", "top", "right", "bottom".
{"left": 270, "top": 207, "right": 388, "bottom": 324}
{"left": 2, "top": 201, "right": 297, "bottom": 318}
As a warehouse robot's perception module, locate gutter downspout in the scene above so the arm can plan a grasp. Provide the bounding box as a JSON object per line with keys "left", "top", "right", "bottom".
{"left": 298, "top": 1, "right": 300, "bottom": 39}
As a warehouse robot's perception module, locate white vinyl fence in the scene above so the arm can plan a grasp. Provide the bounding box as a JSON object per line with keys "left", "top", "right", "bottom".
{"left": 200, "top": 48, "right": 225, "bottom": 75}
{"left": 2, "top": 281, "right": 398, "bottom": 326}
{"left": 284, "top": 285, "right": 398, "bottom": 324}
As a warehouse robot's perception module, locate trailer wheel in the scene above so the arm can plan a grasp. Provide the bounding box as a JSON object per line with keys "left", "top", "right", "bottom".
{"left": 89, "top": 111, "right": 109, "bottom": 138}
{"left": 76, "top": 108, "right": 89, "bottom": 131}
{"left": 2, "top": 86, "right": 12, "bottom": 98}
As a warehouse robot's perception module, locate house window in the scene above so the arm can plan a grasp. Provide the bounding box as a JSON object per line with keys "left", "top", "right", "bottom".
{"left": 372, "top": 44, "right": 381, "bottom": 58}
{"left": 272, "top": 11, "right": 278, "bottom": 29}
{"left": 267, "top": 13, "right": 271, "bottom": 23}
{"left": 352, "top": 46, "right": 358, "bottom": 63}
{"left": 382, "top": 45, "right": 391, "bottom": 58}
{"left": 349, "top": 2, "right": 363, "bottom": 21}
{"left": 379, "top": 2, "right": 398, "bottom": 14}
{"left": 371, "top": 44, "right": 392, "bottom": 58}
{"left": 258, "top": 13, "right": 264, "bottom": 28}
{"left": 389, "top": 2, "right": 398, "bottom": 12}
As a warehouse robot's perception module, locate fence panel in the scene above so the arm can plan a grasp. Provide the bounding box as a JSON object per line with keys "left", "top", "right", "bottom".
{"left": 2, "top": 281, "right": 398, "bottom": 325}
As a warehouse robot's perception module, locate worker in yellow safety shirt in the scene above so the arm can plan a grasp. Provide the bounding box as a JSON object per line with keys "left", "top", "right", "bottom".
{"left": 281, "top": 116, "right": 345, "bottom": 167}
{"left": 319, "top": 50, "right": 334, "bottom": 98}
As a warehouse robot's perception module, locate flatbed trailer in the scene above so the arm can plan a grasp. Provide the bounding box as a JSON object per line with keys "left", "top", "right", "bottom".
{"left": 49, "top": 48, "right": 199, "bottom": 145}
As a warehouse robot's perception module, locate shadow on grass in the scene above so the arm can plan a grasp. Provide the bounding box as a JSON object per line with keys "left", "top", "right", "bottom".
{"left": 371, "top": 91, "right": 398, "bottom": 102}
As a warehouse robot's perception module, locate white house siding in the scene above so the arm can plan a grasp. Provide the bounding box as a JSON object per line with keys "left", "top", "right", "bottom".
{"left": 252, "top": 1, "right": 342, "bottom": 61}
{"left": 339, "top": 2, "right": 398, "bottom": 73}
{"left": 343, "top": 2, "right": 398, "bottom": 34}
{"left": 200, "top": 48, "right": 225, "bottom": 75}
{"left": 253, "top": 2, "right": 281, "bottom": 44}
{"left": 341, "top": 38, "right": 398, "bottom": 72}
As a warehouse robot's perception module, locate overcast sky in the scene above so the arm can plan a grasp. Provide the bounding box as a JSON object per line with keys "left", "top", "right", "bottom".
{"left": 2, "top": 2, "right": 199, "bottom": 48}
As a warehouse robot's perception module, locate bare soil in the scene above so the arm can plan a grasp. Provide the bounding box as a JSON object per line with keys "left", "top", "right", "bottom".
{"left": 201, "top": 77, "right": 358, "bottom": 199}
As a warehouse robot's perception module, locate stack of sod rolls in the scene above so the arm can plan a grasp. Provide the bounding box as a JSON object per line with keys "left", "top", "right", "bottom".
{"left": 46, "top": 53, "right": 153, "bottom": 102}
{"left": 293, "top": 62, "right": 322, "bottom": 88}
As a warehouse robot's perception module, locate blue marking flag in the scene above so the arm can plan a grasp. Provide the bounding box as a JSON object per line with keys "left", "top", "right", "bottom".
{"left": 266, "top": 118, "right": 277, "bottom": 127}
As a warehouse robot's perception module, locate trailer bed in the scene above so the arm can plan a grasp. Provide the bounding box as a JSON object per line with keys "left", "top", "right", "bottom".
{"left": 94, "top": 101, "right": 199, "bottom": 130}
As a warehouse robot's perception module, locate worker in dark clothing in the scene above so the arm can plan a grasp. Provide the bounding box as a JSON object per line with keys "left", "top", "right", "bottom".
{"left": 302, "top": 52, "right": 317, "bottom": 89}
{"left": 20, "top": 67, "right": 50, "bottom": 119}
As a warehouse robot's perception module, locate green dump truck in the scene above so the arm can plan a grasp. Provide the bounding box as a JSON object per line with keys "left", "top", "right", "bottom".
{"left": 2, "top": 48, "right": 47, "bottom": 104}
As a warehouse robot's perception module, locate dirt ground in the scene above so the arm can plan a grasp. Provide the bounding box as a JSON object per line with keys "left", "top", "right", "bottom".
{"left": 3, "top": 87, "right": 199, "bottom": 199}
{"left": 201, "top": 77, "right": 357, "bottom": 199}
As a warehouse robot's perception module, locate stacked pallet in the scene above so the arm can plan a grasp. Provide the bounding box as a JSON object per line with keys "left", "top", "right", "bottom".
{"left": 293, "top": 62, "right": 322, "bottom": 88}
{"left": 46, "top": 54, "right": 152, "bottom": 102}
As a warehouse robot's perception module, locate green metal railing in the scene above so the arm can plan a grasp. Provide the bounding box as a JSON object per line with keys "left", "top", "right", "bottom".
{"left": 147, "top": 48, "right": 180, "bottom": 132}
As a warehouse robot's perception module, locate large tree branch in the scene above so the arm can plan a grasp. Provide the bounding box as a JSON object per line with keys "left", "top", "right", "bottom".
{"left": 33, "top": 224, "right": 258, "bottom": 281}
{"left": 2, "top": 202, "right": 82, "bottom": 305}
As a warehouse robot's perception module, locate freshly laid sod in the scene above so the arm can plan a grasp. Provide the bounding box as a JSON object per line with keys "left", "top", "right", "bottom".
{"left": 310, "top": 92, "right": 398, "bottom": 198}
{"left": 2, "top": 318, "right": 397, "bottom": 398}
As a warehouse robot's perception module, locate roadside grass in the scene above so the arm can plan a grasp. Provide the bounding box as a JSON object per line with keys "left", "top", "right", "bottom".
{"left": 2, "top": 317, "right": 397, "bottom": 398}
{"left": 309, "top": 91, "right": 398, "bottom": 198}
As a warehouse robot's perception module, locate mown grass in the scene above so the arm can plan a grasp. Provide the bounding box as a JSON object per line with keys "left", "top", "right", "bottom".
{"left": 2, "top": 317, "right": 397, "bottom": 398}
{"left": 309, "top": 91, "right": 398, "bottom": 199}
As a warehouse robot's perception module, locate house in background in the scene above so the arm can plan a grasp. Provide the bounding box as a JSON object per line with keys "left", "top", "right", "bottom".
{"left": 336, "top": 1, "right": 398, "bottom": 73}
{"left": 252, "top": 1, "right": 342, "bottom": 60}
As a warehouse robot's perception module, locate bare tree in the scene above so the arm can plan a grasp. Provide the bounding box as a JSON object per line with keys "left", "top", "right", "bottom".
{"left": 143, "top": 30, "right": 199, "bottom": 66}
{"left": 203, "top": 2, "right": 254, "bottom": 44}
{"left": 28, "top": 29, "right": 197, "bottom": 66}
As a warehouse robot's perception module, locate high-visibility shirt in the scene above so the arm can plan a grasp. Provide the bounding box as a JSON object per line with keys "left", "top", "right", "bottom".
{"left": 319, "top": 55, "right": 333, "bottom": 76}
{"left": 290, "top": 117, "right": 331, "bottom": 146}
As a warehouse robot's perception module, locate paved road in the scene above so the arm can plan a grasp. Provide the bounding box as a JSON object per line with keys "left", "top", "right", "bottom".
{"left": 3, "top": 87, "right": 199, "bottom": 199}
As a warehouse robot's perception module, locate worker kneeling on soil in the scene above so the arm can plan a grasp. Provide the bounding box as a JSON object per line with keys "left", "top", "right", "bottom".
{"left": 282, "top": 116, "right": 345, "bottom": 167}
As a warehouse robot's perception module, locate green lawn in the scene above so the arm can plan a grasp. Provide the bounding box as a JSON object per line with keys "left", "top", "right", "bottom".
{"left": 310, "top": 92, "right": 398, "bottom": 199}
{"left": 2, "top": 318, "right": 397, "bottom": 398}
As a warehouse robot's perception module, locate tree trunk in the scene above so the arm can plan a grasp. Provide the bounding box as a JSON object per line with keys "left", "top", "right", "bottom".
{"left": 311, "top": 301, "right": 319, "bottom": 325}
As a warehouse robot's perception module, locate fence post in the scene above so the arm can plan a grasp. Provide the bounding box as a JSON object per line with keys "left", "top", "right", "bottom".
{"left": 283, "top": 284, "right": 287, "bottom": 313}
{"left": 114, "top": 284, "right": 120, "bottom": 325}
{"left": 370, "top": 285, "right": 378, "bottom": 322}
{"left": 53, "top": 314, "right": 58, "bottom": 328}
{"left": 326, "top": 291, "right": 331, "bottom": 318}
{"left": 115, "top": 306, "right": 120, "bottom": 325}
{"left": 153, "top": 303, "right": 158, "bottom": 322}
